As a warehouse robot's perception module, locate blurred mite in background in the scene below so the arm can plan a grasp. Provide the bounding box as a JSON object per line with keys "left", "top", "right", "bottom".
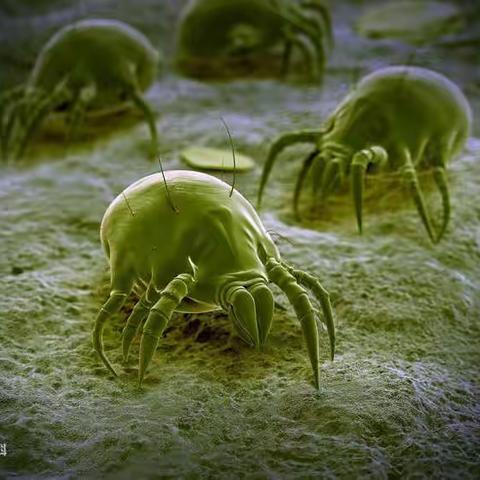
{"left": 175, "top": 0, "right": 333, "bottom": 81}
{"left": 0, "top": 18, "right": 162, "bottom": 162}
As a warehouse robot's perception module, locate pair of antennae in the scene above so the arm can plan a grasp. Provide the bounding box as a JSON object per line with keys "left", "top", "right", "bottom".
{"left": 160, "top": 116, "right": 237, "bottom": 209}
{"left": 160, "top": 116, "right": 237, "bottom": 211}
{"left": 120, "top": 153, "right": 175, "bottom": 217}
{"left": 123, "top": 117, "right": 238, "bottom": 216}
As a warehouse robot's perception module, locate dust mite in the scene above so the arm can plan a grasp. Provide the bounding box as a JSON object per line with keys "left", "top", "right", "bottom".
{"left": 175, "top": 0, "right": 332, "bottom": 80}
{"left": 93, "top": 170, "right": 335, "bottom": 389}
{"left": 257, "top": 66, "right": 473, "bottom": 243}
{"left": 0, "top": 19, "right": 161, "bottom": 161}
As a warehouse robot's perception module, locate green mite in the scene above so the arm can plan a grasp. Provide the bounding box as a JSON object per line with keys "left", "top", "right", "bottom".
{"left": 175, "top": 0, "right": 332, "bottom": 80}
{"left": 0, "top": 19, "right": 161, "bottom": 160}
{"left": 93, "top": 170, "right": 335, "bottom": 389}
{"left": 257, "top": 66, "right": 473, "bottom": 243}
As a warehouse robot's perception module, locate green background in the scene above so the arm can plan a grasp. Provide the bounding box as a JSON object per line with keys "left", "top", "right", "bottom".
{"left": 0, "top": 1, "right": 479, "bottom": 478}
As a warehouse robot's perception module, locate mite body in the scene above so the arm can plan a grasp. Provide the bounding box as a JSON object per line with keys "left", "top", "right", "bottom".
{"left": 175, "top": 0, "right": 332, "bottom": 80}
{"left": 0, "top": 19, "right": 161, "bottom": 160}
{"left": 258, "top": 66, "right": 472, "bottom": 242}
{"left": 94, "top": 170, "right": 335, "bottom": 388}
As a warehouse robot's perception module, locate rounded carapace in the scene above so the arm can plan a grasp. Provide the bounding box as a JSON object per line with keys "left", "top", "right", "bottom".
{"left": 324, "top": 66, "right": 471, "bottom": 160}
{"left": 0, "top": 19, "right": 162, "bottom": 161}
{"left": 94, "top": 170, "right": 335, "bottom": 388}
{"left": 258, "top": 66, "right": 472, "bottom": 242}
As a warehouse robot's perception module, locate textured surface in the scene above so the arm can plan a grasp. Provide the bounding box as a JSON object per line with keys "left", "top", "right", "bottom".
{"left": 1, "top": 1, "right": 479, "bottom": 478}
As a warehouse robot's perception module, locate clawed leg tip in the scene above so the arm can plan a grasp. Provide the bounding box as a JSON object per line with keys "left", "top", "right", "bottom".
{"left": 122, "top": 347, "right": 131, "bottom": 364}
{"left": 355, "top": 220, "right": 363, "bottom": 235}
{"left": 432, "top": 231, "right": 446, "bottom": 244}
{"left": 107, "top": 367, "right": 118, "bottom": 378}
{"left": 138, "top": 368, "right": 146, "bottom": 387}
{"left": 94, "top": 349, "right": 118, "bottom": 377}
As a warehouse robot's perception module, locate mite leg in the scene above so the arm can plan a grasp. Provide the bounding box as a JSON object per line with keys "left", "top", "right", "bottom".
{"left": 299, "top": 24, "right": 326, "bottom": 80}
{"left": 293, "top": 149, "right": 320, "bottom": 218}
{"left": 314, "top": 35, "right": 326, "bottom": 81}
{"left": 265, "top": 257, "right": 320, "bottom": 389}
{"left": 93, "top": 287, "right": 131, "bottom": 377}
{"left": 122, "top": 283, "right": 159, "bottom": 362}
{"left": 15, "top": 80, "right": 70, "bottom": 160}
{"left": 0, "top": 85, "right": 27, "bottom": 160}
{"left": 128, "top": 88, "right": 159, "bottom": 158}
{"left": 433, "top": 166, "right": 450, "bottom": 242}
{"left": 318, "top": 156, "right": 345, "bottom": 201}
{"left": 65, "top": 83, "right": 96, "bottom": 147}
{"left": 122, "top": 64, "right": 161, "bottom": 161}
{"left": 429, "top": 135, "right": 455, "bottom": 242}
{"left": 128, "top": 87, "right": 177, "bottom": 212}
{"left": 401, "top": 147, "right": 435, "bottom": 242}
{"left": 351, "top": 146, "right": 388, "bottom": 233}
{"left": 1, "top": 100, "right": 23, "bottom": 161}
{"left": 285, "top": 7, "right": 326, "bottom": 79}
{"left": 258, "top": 129, "right": 320, "bottom": 207}
{"left": 281, "top": 262, "right": 335, "bottom": 360}
{"left": 311, "top": 152, "right": 327, "bottom": 211}
{"left": 288, "top": 31, "right": 317, "bottom": 79}
{"left": 2, "top": 92, "right": 41, "bottom": 160}
{"left": 138, "top": 264, "right": 197, "bottom": 385}
{"left": 0, "top": 85, "right": 25, "bottom": 123}
{"left": 301, "top": 0, "right": 334, "bottom": 47}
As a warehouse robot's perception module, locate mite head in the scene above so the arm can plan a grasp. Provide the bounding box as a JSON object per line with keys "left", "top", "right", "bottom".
{"left": 222, "top": 281, "right": 274, "bottom": 348}
{"left": 325, "top": 95, "right": 389, "bottom": 152}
